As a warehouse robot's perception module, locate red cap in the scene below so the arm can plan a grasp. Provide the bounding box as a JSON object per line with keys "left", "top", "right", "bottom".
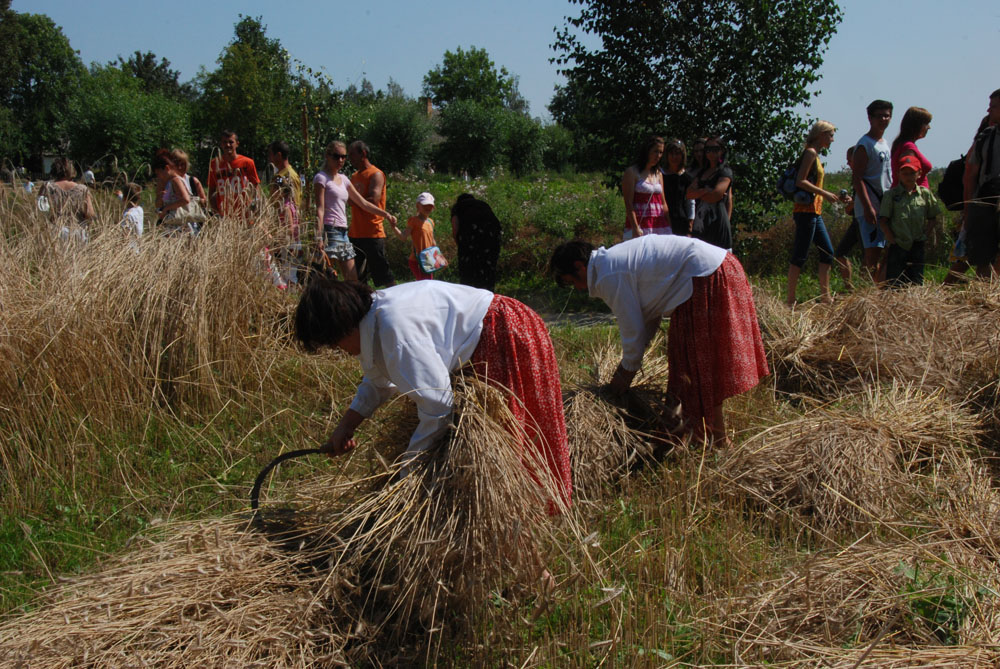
{"left": 898, "top": 155, "right": 921, "bottom": 173}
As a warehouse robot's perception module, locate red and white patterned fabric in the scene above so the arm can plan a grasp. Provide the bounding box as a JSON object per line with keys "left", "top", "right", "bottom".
{"left": 625, "top": 180, "right": 672, "bottom": 239}
{"left": 667, "top": 253, "right": 769, "bottom": 434}
{"left": 469, "top": 295, "right": 572, "bottom": 512}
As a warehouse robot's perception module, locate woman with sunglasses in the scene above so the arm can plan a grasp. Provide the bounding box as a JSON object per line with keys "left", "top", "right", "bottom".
{"left": 313, "top": 141, "right": 396, "bottom": 281}
{"left": 621, "top": 135, "right": 671, "bottom": 240}
{"left": 686, "top": 136, "right": 733, "bottom": 250}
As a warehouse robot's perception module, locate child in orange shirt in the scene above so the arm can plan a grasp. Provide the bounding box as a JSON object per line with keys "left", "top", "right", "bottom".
{"left": 394, "top": 191, "right": 439, "bottom": 280}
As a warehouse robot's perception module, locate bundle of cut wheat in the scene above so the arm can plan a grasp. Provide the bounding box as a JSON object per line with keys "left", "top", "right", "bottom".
{"left": 706, "top": 384, "right": 981, "bottom": 529}
{"left": 706, "top": 537, "right": 1000, "bottom": 666}
{"left": 0, "top": 378, "right": 586, "bottom": 667}
{"left": 757, "top": 284, "right": 1000, "bottom": 402}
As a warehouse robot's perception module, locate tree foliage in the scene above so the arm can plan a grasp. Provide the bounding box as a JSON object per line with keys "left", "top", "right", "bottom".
{"left": 194, "top": 15, "right": 298, "bottom": 165}
{"left": 64, "top": 65, "right": 191, "bottom": 177}
{"left": 434, "top": 100, "right": 505, "bottom": 177}
{"left": 116, "top": 51, "right": 195, "bottom": 100}
{"left": 551, "top": 0, "right": 843, "bottom": 229}
{"left": 363, "top": 98, "right": 433, "bottom": 173}
{"left": 422, "top": 46, "right": 527, "bottom": 114}
{"left": 0, "top": 7, "right": 85, "bottom": 166}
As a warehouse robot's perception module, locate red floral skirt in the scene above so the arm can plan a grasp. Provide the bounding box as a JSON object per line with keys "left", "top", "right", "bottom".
{"left": 667, "top": 253, "right": 769, "bottom": 434}
{"left": 470, "top": 295, "right": 572, "bottom": 512}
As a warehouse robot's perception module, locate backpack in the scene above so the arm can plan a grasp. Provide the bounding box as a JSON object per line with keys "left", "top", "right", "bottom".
{"left": 776, "top": 156, "right": 817, "bottom": 202}
{"left": 937, "top": 155, "right": 966, "bottom": 212}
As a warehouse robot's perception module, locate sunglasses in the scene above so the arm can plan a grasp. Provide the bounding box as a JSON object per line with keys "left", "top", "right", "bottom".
{"left": 329, "top": 153, "right": 347, "bottom": 160}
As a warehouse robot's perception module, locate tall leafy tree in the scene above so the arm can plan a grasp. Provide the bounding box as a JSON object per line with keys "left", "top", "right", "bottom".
{"left": 422, "top": 46, "right": 528, "bottom": 114}
{"left": 551, "top": 0, "right": 843, "bottom": 230}
{"left": 116, "top": 51, "right": 195, "bottom": 100}
{"left": 64, "top": 64, "right": 191, "bottom": 177}
{"left": 194, "top": 15, "right": 297, "bottom": 165}
{"left": 0, "top": 6, "right": 85, "bottom": 167}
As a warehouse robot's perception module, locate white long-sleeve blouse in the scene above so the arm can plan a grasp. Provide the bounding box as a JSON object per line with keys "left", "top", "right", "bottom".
{"left": 587, "top": 235, "right": 727, "bottom": 372}
{"left": 348, "top": 281, "right": 494, "bottom": 455}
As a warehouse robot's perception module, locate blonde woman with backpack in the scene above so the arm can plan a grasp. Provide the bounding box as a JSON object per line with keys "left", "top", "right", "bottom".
{"left": 785, "top": 121, "right": 852, "bottom": 307}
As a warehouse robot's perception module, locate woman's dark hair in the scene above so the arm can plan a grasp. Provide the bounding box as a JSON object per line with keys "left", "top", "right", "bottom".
{"left": 549, "top": 240, "right": 595, "bottom": 286}
{"left": 49, "top": 156, "right": 76, "bottom": 181}
{"left": 633, "top": 136, "right": 664, "bottom": 170}
{"left": 151, "top": 150, "right": 175, "bottom": 172}
{"left": 689, "top": 137, "right": 707, "bottom": 171}
{"left": 451, "top": 192, "right": 476, "bottom": 218}
{"left": 891, "top": 106, "right": 932, "bottom": 155}
{"left": 295, "top": 277, "right": 374, "bottom": 352}
{"left": 704, "top": 135, "right": 727, "bottom": 165}
{"left": 664, "top": 138, "right": 687, "bottom": 168}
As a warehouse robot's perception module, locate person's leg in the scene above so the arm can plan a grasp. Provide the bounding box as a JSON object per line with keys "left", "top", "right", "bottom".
{"left": 965, "top": 202, "right": 998, "bottom": 277}
{"left": 835, "top": 255, "right": 853, "bottom": 288}
{"left": 340, "top": 258, "right": 357, "bottom": 282}
{"left": 813, "top": 216, "right": 835, "bottom": 303}
{"left": 863, "top": 247, "right": 882, "bottom": 280}
{"left": 818, "top": 263, "right": 832, "bottom": 301}
{"left": 833, "top": 218, "right": 860, "bottom": 289}
{"left": 708, "top": 403, "right": 729, "bottom": 447}
{"left": 907, "top": 240, "right": 925, "bottom": 285}
{"left": 786, "top": 213, "right": 813, "bottom": 306}
{"left": 786, "top": 264, "right": 801, "bottom": 306}
{"left": 362, "top": 237, "right": 396, "bottom": 287}
{"left": 884, "top": 244, "right": 906, "bottom": 287}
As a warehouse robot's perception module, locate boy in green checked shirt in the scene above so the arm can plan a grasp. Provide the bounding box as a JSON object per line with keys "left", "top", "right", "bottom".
{"left": 878, "top": 155, "right": 943, "bottom": 286}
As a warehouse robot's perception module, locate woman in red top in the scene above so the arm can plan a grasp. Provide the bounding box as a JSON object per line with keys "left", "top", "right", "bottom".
{"left": 890, "top": 107, "right": 933, "bottom": 188}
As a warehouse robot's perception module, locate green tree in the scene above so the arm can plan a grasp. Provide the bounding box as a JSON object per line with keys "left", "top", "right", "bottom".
{"left": 500, "top": 110, "right": 544, "bottom": 177}
{"left": 194, "top": 15, "right": 298, "bottom": 165}
{"left": 363, "top": 98, "right": 432, "bottom": 173}
{"left": 434, "top": 100, "right": 505, "bottom": 177}
{"left": 64, "top": 65, "right": 192, "bottom": 177}
{"left": 0, "top": 7, "right": 85, "bottom": 167}
{"left": 551, "top": 0, "right": 843, "bottom": 230}
{"left": 116, "top": 51, "right": 195, "bottom": 100}
{"left": 422, "top": 46, "right": 527, "bottom": 114}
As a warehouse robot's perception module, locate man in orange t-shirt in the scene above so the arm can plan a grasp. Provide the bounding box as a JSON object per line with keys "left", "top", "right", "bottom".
{"left": 207, "top": 130, "right": 261, "bottom": 222}
{"left": 348, "top": 140, "right": 395, "bottom": 286}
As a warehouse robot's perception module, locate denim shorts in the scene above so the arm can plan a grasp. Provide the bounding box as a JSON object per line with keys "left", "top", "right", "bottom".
{"left": 324, "top": 226, "right": 355, "bottom": 261}
{"left": 857, "top": 215, "right": 886, "bottom": 249}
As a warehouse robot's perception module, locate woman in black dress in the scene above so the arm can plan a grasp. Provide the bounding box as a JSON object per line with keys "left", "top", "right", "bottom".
{"left": 450, "top": 193, "right": 502, "bottom": 291}
{"left": 661, "top": 138, "right": 695, "bottom": 236}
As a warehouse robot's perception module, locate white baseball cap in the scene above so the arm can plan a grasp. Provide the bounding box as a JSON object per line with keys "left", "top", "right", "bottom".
{"left": 416, "top": 191, "right": 435, "bottom": 205}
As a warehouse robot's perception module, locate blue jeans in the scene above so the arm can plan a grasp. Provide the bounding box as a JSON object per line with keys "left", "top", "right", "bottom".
{"left": 789, "top": 212, "right": 834, "bottom": 267}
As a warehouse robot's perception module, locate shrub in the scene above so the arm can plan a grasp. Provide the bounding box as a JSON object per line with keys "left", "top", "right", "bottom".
{"left": 363, "top": 98, "right": 433, "bottom": 173}
{"left": 500, "top": 112, "right": 544, "bottom": 177}
{"left": 434, "top": 100, "right": 504, "bottom": 178}
{"left": 541, "top": 123, "right": 575, "bottom": 173}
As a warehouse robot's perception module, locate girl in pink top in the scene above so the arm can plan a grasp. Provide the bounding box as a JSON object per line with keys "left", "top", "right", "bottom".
{"left": 890, "top": 107, "right": 933, "bottom": 189}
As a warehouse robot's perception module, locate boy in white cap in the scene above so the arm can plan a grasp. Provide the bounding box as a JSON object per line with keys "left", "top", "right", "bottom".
{"left": 394, "top": 191, "right": 441, "bottom": 280}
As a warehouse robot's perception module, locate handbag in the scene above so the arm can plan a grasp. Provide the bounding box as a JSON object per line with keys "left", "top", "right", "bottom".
{"left": 162, "top": 200, "right": 208, "bottom": 227}
{"left": 417, "top": 245, "right": 448, "bottom": 273}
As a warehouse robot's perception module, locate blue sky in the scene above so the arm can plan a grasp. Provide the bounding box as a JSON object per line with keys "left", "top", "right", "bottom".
{"left": 17, "top": 0, "right": 1000, "bottom": 170}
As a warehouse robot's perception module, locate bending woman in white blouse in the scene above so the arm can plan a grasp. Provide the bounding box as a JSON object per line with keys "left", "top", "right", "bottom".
{"left": 294, "top": 277, "right": 572, "bottom": 509}
{"left": 550, "top": 235, "right": 768, "bottom": 445}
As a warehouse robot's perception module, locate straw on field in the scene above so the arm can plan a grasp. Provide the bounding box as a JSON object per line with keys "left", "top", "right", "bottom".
{"left": 0, "top": 377, "right": 588, "bottom": 667}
